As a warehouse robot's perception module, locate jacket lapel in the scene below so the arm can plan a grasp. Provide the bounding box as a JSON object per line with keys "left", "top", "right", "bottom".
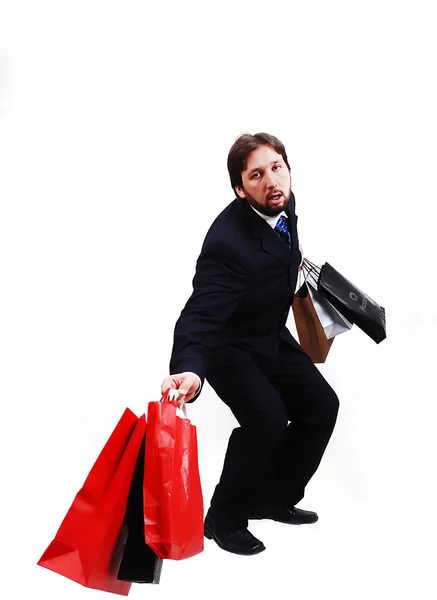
{"left": 238, "top": 197, "right": 293, "bottom": 267}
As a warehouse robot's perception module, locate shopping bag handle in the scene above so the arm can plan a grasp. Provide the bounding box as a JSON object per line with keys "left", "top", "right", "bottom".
{"left": 160, "top": 388, "right": 188, "bottom": 418}
{"left": 302, "top": 258, "right": 321, "bottom": 289}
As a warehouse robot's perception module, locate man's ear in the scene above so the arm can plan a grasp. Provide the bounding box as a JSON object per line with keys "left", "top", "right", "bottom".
{"left": 236, "top": 186, "right": 246, "bottom": 199}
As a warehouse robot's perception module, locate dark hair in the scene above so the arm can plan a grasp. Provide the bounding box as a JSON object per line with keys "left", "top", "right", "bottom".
{"left": 227, "top": 132, "right": 291, "bottom": 195}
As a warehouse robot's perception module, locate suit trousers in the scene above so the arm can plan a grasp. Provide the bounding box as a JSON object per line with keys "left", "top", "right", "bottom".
{"left": 205, "top": 338, "right": 339, "bottom": 530}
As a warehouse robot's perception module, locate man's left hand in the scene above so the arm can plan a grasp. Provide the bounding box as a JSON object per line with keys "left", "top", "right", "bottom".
{"left": 298, "top": 244, "right": 304, "bottom": 271}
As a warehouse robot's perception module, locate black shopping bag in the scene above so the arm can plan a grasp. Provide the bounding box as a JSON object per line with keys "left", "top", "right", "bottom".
{"left": 303, "top": 259, "right": 386, "bottom": 344}
{"left": 117, "top": 435, "right": 163, "bottom": 584}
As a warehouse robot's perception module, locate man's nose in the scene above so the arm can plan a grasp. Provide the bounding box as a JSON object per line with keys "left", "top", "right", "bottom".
{"left": 265, "top": 173, "right": 278, "bottom": 188}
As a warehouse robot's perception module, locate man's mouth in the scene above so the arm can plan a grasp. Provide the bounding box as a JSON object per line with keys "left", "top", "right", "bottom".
{"left": 268, "top": 192, "right": 283, "bottom": 204}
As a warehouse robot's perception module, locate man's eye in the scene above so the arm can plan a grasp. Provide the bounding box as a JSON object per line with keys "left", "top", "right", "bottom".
{"left": 273, "top": 165, "right": 281, "bottom": 170}
{"left": 252, "top": 173, "right": 260, "bottom": 179}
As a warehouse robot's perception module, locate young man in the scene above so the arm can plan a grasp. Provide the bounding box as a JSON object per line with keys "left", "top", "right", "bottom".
{"left": 161, "top": 133, "right": 339, "bottom": 556}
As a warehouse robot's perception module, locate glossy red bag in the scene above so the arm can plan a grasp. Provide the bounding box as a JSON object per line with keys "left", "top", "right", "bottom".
{"left": 143, "top": 391, "right": 204, "bottom": 560}
{"left": 38, "top": 408, "right": 146, "bottom": 596}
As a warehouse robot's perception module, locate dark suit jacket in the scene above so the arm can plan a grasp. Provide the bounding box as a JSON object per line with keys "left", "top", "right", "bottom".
{"left": 169, "top": 191, "right": 305, "bottom": 400}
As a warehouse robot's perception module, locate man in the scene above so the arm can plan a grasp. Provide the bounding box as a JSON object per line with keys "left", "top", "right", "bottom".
{"left": 161, "top": 133, "right": 339, "bottom": 556}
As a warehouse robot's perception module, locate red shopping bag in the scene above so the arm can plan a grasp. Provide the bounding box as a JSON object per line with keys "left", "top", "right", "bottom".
{"left": 38, "top": 408, "right": 146, "bottom": 596}
{"left": 143, "top": 391, "right": 204, "bottom": 560}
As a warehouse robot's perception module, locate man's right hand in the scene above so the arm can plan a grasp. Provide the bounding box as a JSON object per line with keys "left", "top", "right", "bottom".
{"left": 161, "top": 373, "right": 201, "bottom": 405}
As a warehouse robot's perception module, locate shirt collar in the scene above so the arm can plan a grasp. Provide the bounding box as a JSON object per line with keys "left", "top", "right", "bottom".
{"left": 248, "top": 204, "right": 288, "bottom": 229}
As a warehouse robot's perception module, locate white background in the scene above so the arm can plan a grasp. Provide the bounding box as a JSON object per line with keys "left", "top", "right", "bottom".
{"left": 1, "top": 1, "right": 436, "bottom": 598}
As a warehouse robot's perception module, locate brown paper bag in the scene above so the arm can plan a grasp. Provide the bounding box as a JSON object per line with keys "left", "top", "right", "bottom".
{"left": 292, "top": 282, "right": 334, "bottom": 363}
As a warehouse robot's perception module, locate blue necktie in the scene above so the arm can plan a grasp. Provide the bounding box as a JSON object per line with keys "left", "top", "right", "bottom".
{"left": 274, "top": 215, "right": 291, "bottom": 249}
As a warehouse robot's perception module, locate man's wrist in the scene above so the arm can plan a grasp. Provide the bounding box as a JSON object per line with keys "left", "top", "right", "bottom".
{"left": 182, "top": 371, "right": 202, "bottom": 393}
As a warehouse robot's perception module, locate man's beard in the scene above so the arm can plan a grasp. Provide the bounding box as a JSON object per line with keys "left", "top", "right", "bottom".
{"left": 242, "top": 186, "right": 291, "bottom": 217}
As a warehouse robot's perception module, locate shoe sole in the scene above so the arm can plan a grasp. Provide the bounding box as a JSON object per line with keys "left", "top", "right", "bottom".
{"left": 204, "top": 525, "right": 266, "bottom": 556}
{"left": 248, "top": 515, "right": 319, "bottom": 525}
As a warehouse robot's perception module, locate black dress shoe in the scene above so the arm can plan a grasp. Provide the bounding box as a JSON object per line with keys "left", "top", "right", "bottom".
{"left": 204, "top": 516, "right": 266, "bottom": 556}
{"left": 248, "top": 506, "right": 318, "bottom": 525}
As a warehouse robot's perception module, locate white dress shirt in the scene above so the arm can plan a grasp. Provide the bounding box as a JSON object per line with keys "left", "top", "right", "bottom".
{"left": 248, "top": 204, "right": 288, "bottom": 228}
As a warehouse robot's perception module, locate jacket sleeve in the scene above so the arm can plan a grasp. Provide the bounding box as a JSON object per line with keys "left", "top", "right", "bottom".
{"left": 169, "top": 239, "right": 247, "bottom": 400}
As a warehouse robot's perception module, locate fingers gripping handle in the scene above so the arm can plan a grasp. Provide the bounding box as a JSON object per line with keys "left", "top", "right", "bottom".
{"left": 161, "top": 388, "right": 188, "bottom": 418}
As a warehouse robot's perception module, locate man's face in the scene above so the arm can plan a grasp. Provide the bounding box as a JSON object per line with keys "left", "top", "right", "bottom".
{"left": 235, "top": 145, "right": 292, "bottom": 217}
